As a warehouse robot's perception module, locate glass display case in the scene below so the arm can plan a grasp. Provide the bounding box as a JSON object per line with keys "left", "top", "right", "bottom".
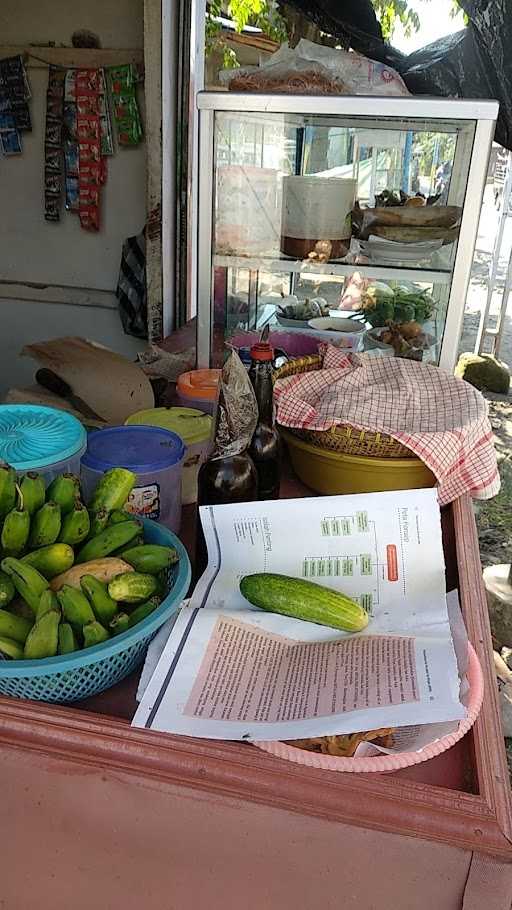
{"left": 196, "top": 93, "right": 498, "bottom": 370}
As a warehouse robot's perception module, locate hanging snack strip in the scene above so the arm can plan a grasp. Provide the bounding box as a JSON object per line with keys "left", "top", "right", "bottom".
{"left": 44, "top": 66, "right": 65, "bottom": 221}
{"left": 63, "top": 69, "right": 79, "bottom": 212}
{"left": 108, "top": 64, "right": 143, "bottom": 146}
{"left": 0, "top": 54, "right": 31, "bottom": 157}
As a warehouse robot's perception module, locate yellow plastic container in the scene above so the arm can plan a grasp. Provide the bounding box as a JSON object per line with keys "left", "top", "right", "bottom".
{"left": 281, "top": 429, "right": 435, "bottom": 495}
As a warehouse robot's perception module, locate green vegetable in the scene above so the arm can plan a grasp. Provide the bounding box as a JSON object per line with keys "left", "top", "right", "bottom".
{"left": 88, "top": 468, "right": 136, "bottom": 513}
{"left": 80, "top": 574, "right": 118, "bottom": 624}
{"left": 121, "top": 544, "right": 178, "bottom": 575}
{"left": 109, "top": 613, "right": 130, "bottom": 636}
{"left": 86, "top": 509, "right": 109, "bottom": 540}
{"left": 109, "top": 510, "right": 132, "bottom": 525}
{"left": 76, "top": 521, "right": 141, "bottom": 564}
{"left": 108, "top": 572, "right": 158, "bottom": 604}
{"left": 0, "top": 609, "right": 32, "bottom": 644}
{"left": 0, "top": 465, "right": 17, "bottom": 518}
{"left": 128, "top": 598, "right": 159, "bottom": 628}
{"left": 1, "top": 557, "right": 49, "bottom": 615}
{"left": 0, "top": 571, "right": 15, "bottom": 607}
{"left": 37, "top": 589, "right": 60, "bottom": 620}
{"left": 24, "top": 609, "right": 60, "bottom": 659}
{"left": 22, "top": 543, "right": 74, "bottom": 579}
{"left": 20, "top": 473, "right": 46, "bottom": 515}
{"left": 58, "top": 501, "right": 91, "bottom": 546}
{"left": 58, "top": 623, "right": 78, "bottom": 655}
{"left": 82, "top": 620, "right": 109, "bottom": 648}
{"left": 239, "top": 573, "right": 369, "bottom": 632}
{"left": 29, "top": 502, "right": 61, "bottom": 548}
{"left": 57, "top": 585, "right": 95, "bottom": 629}
{"left": 0, "top": 637, "right": 24, "bottom": 660}
{"left": 1, "top": 507, "right": 30, "bottom": 557}
{"left": 46, "top": 474, "right": 80, "bottom": 514}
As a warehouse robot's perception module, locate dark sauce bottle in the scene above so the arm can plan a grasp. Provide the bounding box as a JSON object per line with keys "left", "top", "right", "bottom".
{"left": 248, "top": 343, "right": 281, "bottom": 500}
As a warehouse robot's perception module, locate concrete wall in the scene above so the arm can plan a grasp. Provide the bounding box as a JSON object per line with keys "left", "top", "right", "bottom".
{"left": 1, "top": 0, "right": 146, "bottom": 396}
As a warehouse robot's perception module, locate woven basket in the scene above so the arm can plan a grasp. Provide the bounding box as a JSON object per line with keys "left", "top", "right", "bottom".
{"left": 273, "top": 355, "right": 414, "bottom": 460}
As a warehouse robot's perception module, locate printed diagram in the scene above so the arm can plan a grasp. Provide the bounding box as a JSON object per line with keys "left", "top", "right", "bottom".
{"left": 301, "top": 510, "right": 379, "bottom": 614}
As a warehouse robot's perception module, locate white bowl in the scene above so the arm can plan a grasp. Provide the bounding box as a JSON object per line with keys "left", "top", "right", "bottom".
{"left": 308, "top": 317, "right": 365, "bottom": 334}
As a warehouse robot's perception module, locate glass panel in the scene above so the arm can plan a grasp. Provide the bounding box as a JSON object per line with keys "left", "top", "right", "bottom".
{"left": 210, "top": 110, "right": 476, "bottom": 368}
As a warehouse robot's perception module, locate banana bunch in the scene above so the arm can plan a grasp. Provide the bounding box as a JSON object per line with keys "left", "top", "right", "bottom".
{"left": 0, "top": 467, "right": 179, "bottom": 661}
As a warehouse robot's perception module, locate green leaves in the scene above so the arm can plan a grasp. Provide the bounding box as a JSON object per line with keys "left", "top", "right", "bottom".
{"left": 371, "top": 0, "right": 421, "bottom": 40}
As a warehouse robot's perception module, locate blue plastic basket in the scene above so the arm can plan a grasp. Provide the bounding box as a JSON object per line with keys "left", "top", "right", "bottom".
{"left": 0, "top": 519, "right": 191, "bottom": 704}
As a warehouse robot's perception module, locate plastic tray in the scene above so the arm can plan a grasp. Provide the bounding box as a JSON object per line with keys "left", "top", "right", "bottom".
{"left": 254, "top": 642, "right": 483, "bottom": 773}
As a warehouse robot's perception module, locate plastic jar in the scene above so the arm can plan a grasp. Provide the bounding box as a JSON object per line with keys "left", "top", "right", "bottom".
{"left": 125, "top": 407, "right": 212, "bottom": 505}
{"left": 0, "top": 404, "right": 87, "bottom": 484}
{"left": 176, "top": 369, "right": 220, "bottom": 415}
{"left": 81, "top": 426, "right": 186, "bottom": 533}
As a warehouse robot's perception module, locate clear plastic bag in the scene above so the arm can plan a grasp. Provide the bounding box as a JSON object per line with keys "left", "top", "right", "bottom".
{"left": 221, "top": 39, "right": 409, "bottom": 97}
{"left": 210, "top": 350, "right": 258, "bottom": 459}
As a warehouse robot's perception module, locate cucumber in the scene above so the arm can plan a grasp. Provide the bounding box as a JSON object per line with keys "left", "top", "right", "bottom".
{"left": 76, "top": 521, "right": 141, "bottom": 564}
{"left": 121, "top": 544, "right": 178, "bottom": 575}
{"left": 88, "top": 468, "right": 136, "bottom": 513}
{"left": 22, "top": 543, "right": 74, "bottom": 579}
{"left": 239, "top": 573, "right": 369, "bottom": 632}
{"left": 128, "top": 597, "right": 159, "bottom": 628}
{"left": 108, "top": 572, "right": 158, "bottom": 604}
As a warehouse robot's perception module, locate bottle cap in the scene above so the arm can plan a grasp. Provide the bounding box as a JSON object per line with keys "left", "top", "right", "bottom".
{"left": 250, "top": 343, "right": 273, "bottom": 362}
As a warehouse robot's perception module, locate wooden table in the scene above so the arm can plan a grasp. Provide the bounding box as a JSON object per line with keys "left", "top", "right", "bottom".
{"left": 0, "top": 473, "right": 510, "bottom": 909}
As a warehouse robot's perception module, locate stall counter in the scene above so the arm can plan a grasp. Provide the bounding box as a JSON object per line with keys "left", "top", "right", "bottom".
{"left": 0, "top": 477, "right": 510, "bottom": 909}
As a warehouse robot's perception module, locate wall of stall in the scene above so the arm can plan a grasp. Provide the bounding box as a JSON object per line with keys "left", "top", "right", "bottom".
{"left": 0, "top": 0, "right": 146, "bottom": 396}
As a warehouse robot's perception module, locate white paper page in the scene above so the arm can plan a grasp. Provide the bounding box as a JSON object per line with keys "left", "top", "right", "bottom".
{"left": 133, "top": 606, "right": 464, "bottom": 740}
{"left": 191, "top": 489, "right": 448, "bottom": 635}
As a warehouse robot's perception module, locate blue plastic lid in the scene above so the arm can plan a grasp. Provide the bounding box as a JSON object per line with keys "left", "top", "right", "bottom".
{"left": 0, "top": 404, "right": 87, "bottom": 471}
{"left": 82, "top": 425, "right": 186, "bottom": 474}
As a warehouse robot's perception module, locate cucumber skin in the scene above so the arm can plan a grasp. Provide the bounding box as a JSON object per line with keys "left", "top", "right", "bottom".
{"left": 239, "top": 573, "right": 369, "bottom": 632}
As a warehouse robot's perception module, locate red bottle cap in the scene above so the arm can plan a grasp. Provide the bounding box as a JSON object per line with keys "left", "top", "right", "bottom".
{"left": 250, "top": 343, "right": 273, "bottom": 362}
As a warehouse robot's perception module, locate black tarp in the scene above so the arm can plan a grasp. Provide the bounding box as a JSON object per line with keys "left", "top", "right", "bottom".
{"left": 280, "top": 0, "right": 512, "bottom": 150}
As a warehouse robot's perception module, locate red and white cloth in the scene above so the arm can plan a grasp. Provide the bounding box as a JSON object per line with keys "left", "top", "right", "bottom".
{"left": 274, "top": 346, "right": 500, "bottom": 505}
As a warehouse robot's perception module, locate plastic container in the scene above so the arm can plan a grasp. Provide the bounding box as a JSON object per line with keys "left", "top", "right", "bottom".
{"left": 126, "top": 407, "right": 212, "bottom": 505}
{"left": 177, "top": 369, "right": 221, "bottom": 415}
{"left": 0, "top": 404, "right": 87, "bottom": 483}
{"left": 281, "top": 429, "right": 435, "bottom": 495}
{"left": 81, "top": 426, "right": 186, "bottom": 532}
{"left": 281, "top": 176, "right": 356, "bottom": 259}
{"left": 0, "top": 518, "right": 191, "bottom": 704}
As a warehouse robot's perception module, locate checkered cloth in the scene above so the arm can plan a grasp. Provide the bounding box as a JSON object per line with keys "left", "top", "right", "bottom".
{"left": 274, "top": 346, "right": 500, "bottom": 505}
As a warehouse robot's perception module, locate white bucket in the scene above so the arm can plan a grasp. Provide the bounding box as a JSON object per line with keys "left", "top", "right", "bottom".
{"left": 281, "top": 176, "right": 357, "bottom": 241}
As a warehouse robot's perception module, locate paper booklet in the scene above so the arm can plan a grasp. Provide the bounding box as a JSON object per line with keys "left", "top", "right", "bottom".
{"left": 133, "top": 489, "right": 466, "bottom": 750}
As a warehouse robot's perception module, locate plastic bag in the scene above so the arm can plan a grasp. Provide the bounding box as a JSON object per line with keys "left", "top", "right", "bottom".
{"left": 209, "top": 350, "right": 258, "bottom": 460}
{"left": 221, "top": 39, "right": 409, "bottom": 97}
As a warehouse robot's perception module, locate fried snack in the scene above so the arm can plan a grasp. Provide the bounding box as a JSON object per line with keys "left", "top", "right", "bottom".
{"left": 285, "top": 727, "right": 395, "bottom": 758}
{"left": 228, "top": 69, "right": 348, "bottom": 95}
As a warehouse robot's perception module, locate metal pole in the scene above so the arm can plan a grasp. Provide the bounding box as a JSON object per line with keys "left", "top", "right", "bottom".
{"left": 475, "top": 150, "right": 512, "bottom": 354}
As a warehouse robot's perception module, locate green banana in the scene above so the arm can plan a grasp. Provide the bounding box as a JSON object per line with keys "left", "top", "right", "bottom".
{"left": 24, "top": 609, "right": 60, "bottom": 659}
{"left": 0, "top": 570, "right": 15, "bottom": 607}
{"left": 20, "top": 473, "right": 46, "bottom": 515}
{"left": 29, "top": 501, "right": 61, "bottom": 549}
{"left": 82, "top": 621, "right": 109, "bottom": 648}
{"left": 0, "top": 609, "right": 32, "bottom": 643}
{"left": 1, "top": 508, "right": 30, "bottom": 556}
{"left": 0, "top": 637, "right": 24, "bottom": 660}
{"left": 46, "top": 474, "right": 80, "bottom": 514}
{"left": 1, "top": 557, "right": 49, "bottom": 615}
{"left": 86, "top": 509, "right": 109, "bottom": 540}
{"left": 58, "top": 623, "right": 78, "bottom": 655}
{"left": 0, "top": 465, "right": 17, "bottom": 518}
{"left": 109, "top": 613, "right": 130, "bottom": 636}
{"left": 76, "top": 521, "right": 141, "bottom": 564}
{"left": 37, "top": 589, "right": 61, "bottom": 620}
{"left": 128, "top": 598, "right": 160, "bottom": 628}
{"left": 108, "top": 572, "right": 158, "bottom": 604}
{"left": 109, "top": 510, "right": 131, "bottom": 525}
{"left": 114, "top": 533, "right": 144, "bottom": 555}
{"left": 22, "top": 543, "right": 74, "bottom": 579}
{"left": 57, "top": 585, "right": 95, "bottom": 629}
{"left": 121, "top": 544, "right": 178, "bottom": 575}
{"left": 88, "top": 468, "right": 136, "bottom": 513}
{"left": 80, "top": 574, "right": 117, "bottom": 624}
{"left": 58, "top": 501, "right": 90, "bottom": 546}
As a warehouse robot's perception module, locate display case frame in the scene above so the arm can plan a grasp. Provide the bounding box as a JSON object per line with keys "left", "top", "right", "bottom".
{"left": 195, "top": 92, "right": 498, "bottom": 370}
